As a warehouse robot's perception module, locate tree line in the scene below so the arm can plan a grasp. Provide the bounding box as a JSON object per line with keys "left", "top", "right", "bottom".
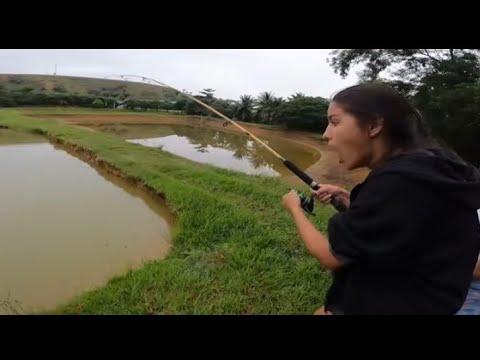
{"left": 182, "top": 88, "right": 330, "bottom": 132}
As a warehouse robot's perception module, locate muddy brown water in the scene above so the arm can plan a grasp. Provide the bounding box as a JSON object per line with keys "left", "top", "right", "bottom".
{"left": 0, "top": 129, "right": 174, "bottom": 314}
{"left": 82, "top": 121, "right": 369, "bottom": 189}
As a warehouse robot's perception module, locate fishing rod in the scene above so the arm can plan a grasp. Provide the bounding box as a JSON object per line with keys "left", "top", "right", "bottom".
{"left": 111, "top": 74, "right": 347, "bottom": 213}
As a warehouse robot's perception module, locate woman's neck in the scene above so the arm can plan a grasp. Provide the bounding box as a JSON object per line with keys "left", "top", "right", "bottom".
{"left": 368, "top": 144, "right": 412, "bottom": 170}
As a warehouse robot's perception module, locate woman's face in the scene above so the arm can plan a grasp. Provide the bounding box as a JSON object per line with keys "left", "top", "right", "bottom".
{"left": 322, "top": 101, "right": 376, "bottom": 170}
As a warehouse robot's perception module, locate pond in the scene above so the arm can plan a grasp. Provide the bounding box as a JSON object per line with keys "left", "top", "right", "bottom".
{"left": 0, "top": 128, "right": 175, "bottom": 314}
{"left": 87, "top": 123, "right": 320, "bottom": 177}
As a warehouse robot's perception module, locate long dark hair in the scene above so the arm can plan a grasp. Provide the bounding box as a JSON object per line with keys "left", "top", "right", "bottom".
{"left": 331, "top": 83, "right": 435, "bottom": 152}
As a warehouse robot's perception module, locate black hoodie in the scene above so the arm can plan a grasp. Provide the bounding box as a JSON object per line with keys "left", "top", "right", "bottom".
{"left": 324, "top": 148, "right": 480, "bottom": 315}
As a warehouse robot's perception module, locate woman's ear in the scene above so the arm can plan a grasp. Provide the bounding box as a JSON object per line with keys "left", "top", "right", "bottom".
{"left": 368, "top": 117, "right": 384, "bottom": 138}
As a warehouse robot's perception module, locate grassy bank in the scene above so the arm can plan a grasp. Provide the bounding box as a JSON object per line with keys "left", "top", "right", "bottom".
{"left": 20, "top": 106, "right": 183, "bottom": 117}
{"left": 0, "top": 109, "right": 335, "bottom": 314}
{"left": 21, "top": 106, "right": 284, "bottom": 129}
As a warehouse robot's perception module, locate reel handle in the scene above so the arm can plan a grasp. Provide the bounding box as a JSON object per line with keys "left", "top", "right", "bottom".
{"left": 284, "top": 160, "right": 347, "bottom": 213}
{"left": 295, "top": 191, "right": 315, "bottom": 215}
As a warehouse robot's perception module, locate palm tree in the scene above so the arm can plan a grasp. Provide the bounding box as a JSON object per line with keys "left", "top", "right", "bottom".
{"left": 289, "top": 92, "right": 306, "bottom": 101}
{"left": 256, "top": 92, "right": 275, "bottom": 124}
{"left": 270, "top": 97, "right": 285, "bottom": 124}
{"left": 199, "top": 88, "right": 215, "bottom": 101}
{"left": 236, "top": 95, "right": 255, "bottom": 122}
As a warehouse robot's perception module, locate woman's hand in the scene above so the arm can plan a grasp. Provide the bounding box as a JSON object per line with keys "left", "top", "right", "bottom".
{"left": 311, "top": 184, "right": 350, "bottom": 208}
{"left": 282, "top": 189, "right": 302, "bottom": 214}
{"left": 311, "top": 184, "right": 342, "bottom": 203}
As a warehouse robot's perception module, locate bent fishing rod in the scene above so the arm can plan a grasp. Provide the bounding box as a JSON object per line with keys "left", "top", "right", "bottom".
{"left": 113, "top": 74, "right": 347, "bottom": 213}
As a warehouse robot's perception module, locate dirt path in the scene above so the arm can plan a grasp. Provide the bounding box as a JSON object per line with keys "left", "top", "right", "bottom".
{"left": 47, "top": 114, "right": 370, "bottom": 189}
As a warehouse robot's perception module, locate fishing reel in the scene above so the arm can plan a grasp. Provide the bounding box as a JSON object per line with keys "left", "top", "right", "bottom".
{"left": 295, "top": 190, "right": 315, "bottom": 215}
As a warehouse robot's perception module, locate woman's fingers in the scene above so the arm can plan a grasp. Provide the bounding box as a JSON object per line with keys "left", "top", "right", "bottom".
{"left": 311, "top": 188, "right": 329, "bottom": 197}
{"left": 319, "top": 194, "right": 332, "bottom": 203}
{"left": 311, "top": 187, "right": 333, "bottom": 203}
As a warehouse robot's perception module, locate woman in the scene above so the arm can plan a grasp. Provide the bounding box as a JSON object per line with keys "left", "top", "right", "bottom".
{"left": 282, "top": 83, "right": 480, "bottom": 315}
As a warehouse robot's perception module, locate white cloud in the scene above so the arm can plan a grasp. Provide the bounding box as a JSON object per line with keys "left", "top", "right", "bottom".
{"left": 0, "top": 49, "right": 359, "bottom": 99}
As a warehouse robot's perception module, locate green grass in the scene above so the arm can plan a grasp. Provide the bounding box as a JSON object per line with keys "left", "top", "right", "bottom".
{"left": 0, "top": 127, "right": 46, "bottom": 145}
{"left": 0, "top": 108, "right": 336, "bottom": 314}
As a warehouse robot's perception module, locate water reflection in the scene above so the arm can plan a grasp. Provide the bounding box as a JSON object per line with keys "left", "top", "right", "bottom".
{"left": 103, "top": 124, "right": 320, "bottom": 177}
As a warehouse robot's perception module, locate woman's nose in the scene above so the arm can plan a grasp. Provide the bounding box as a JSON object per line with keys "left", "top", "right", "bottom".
{"left": 322, "top": 125, "right": 331, "bottom": 141}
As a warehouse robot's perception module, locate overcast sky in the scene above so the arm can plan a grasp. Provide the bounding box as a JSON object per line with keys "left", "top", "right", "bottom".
{"left": 0, "top": 49, "right": 360, "bottom": 99}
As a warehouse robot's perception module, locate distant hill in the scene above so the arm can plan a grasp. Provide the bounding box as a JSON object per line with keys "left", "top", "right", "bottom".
{"left": 0, "top": 74, "right": 178, "bottom": 102}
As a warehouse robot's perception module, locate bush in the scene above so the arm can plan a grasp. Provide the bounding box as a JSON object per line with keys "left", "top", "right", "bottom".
{"left": 92, "top": 98, "right": 104, "bottom": 108}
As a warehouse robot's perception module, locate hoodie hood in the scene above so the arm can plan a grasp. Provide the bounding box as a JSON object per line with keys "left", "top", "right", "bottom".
{"left": 372, "top": 147, "right": 480, "bottom": 210}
